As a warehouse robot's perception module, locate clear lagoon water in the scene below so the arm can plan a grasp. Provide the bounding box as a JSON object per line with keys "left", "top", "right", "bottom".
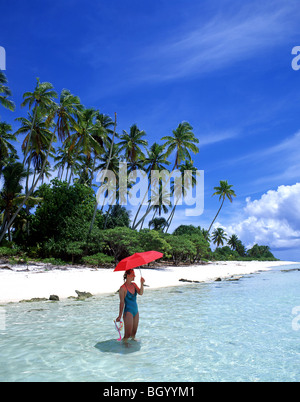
{"left": 0, "top": 264, "right": 299, "bottom": 382}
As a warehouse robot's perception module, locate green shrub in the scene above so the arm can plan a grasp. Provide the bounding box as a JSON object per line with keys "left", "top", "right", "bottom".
{"left": 0, "top": 247, "right": 18, "bottom": 257}
{"left": 82, "top": 253, "right": 114, "bottom": 267}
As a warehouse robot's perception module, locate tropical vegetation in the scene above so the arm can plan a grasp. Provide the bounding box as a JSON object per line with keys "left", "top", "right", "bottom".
{"left": 0, "top": 73, "right": 277, "bottom": 265}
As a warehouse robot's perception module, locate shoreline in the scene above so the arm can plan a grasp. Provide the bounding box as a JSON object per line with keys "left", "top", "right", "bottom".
{"left": 0, "top": 260, "right": 298, "bottom": 304}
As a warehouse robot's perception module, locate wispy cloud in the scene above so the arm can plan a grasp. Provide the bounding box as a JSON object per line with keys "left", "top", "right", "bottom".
{"left": 136, "top": 2, "right": 298, "bottom": 82}
{"left": 198, "top": 129, "right": 239, "bottom": 147}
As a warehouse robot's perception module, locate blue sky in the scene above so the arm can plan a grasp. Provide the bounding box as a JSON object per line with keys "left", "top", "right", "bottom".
{"left": 1, "top": 0, "right": 300, "bottom": 260}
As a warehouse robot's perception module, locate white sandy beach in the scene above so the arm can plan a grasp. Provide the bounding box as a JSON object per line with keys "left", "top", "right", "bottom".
{"left": 0, "top": 260, "right": 297, "bottom": 303}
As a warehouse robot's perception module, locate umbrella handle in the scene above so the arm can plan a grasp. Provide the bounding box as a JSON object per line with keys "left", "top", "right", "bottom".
{"left": 138, "top": 268, "right": 146, "bottom": 285}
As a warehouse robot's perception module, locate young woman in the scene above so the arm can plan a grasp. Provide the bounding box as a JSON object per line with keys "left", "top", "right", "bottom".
{"left": 116, "top": 269, "right": 145, "bottom": 342}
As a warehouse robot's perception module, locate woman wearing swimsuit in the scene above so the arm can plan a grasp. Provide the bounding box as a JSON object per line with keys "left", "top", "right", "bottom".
{"left": 116, "top": 269, "right": 145, "bottom": 342}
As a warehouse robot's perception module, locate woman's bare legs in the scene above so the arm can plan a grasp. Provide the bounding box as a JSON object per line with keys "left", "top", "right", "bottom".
{"left": 131, "top": 312, "right": 139, "bottom": 340}
{"left": 123, "top": 312, "right": 139, "bottom": 342}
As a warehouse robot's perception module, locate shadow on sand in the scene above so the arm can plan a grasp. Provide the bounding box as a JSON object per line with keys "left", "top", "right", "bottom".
{"left": 94, "top": 339, "right": 141, "bottom": 354}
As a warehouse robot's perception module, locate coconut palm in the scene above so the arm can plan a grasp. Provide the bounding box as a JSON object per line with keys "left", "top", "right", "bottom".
{"left": 131, "top": 142, "right": 170, "bottom": 230}
{"left": 148, "top": 217, "right": 168, "bottom": 231}
{"left": 212, "top": 227, "right": 227, "bottom": 248}
{"left": 0, "top": 122, "right": 17, "bottom": 175}
{"left": 68, "top": 108, "right": 102, "bottom": 184}
{"left": 161, "top": 122, "right": 199, "bottom": 169}
{"left": 119, "top": 124, "right": 148, "bottom": 164}
{"left": 0, "top": 71, "right": 15, "bottom": 112}
{"left": 228, "top": 234, "right": 239, "bottom": 251}
{"left": 0, "top": 81, "right": 57, "bottom": 243}
{"left": 87, "top": 112, "right": 117, "bottom": 238}
{"left": 21, "top": 78, "right": 57, "bottom": 165}
{"left": 208, "top": 180, "right": 236, "bottom": 233}
{"left": 165, "top": 160, "right": 198, "bottom": 233}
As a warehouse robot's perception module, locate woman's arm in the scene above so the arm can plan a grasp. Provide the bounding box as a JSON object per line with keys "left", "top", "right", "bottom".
{"left": 116, "top": 286, "right": 126, "bottom": 321}
{"left": 134, "top": 278, "right": 145, "bottom": 295}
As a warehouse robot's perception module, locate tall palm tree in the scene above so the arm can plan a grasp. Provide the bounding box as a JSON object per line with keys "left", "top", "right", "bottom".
{"left": 119, "top": 124, "right": 148, "bottom": 164}
{"left": 0, "top": 71, "right": 15, "bottom": 112}
{"left": 42, "top": 89, "right": 82, "bottom": 185}
{"left": 131, "top": 142, "right": 170, "bottom": 230}
{"left": 161, "top": 122, "right": 199, "bottom": 169}
{"left": 165, "top": 160, "right": 198, "bottom": 233}
{"left": 87, "top": 112, "right": 117, "bottom": 238}
{"left": 208, "top": 180, "right": 236, "bottom": 233}
{"left": 21, "top": 78, "right": 57, "bottom": 165}
{"left": 0, "top": 81, "right": 57, "bottom": 243}
{"left": 15, "top": 108, "right": 54, "bottom": 227}
{"left": 212, "top": 227, "right": 227, "bottom": 248}
{"left": 68, "top": 108, "right": 102, "bottom": 184}
{"left": 0, "top": 122, "right": 17, "bottom": 175}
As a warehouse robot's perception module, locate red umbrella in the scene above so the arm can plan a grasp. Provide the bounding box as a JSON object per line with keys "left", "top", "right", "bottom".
{"left": 114, "top": 251, "right": 163, "bottom": 272}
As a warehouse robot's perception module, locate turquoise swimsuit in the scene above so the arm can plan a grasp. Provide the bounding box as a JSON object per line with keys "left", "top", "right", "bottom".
{"left": 124, "top": 285, "right": 138, "bottom": 317}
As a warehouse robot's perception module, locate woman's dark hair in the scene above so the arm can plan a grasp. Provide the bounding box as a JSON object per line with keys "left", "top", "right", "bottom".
{"left": 123, "top": 269, "right": 134, "bottom": 281}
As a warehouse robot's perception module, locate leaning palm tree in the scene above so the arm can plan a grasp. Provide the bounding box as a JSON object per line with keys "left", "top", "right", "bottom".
{"left": 161, "top": 122, "right": 199, "bottom": 169}
{"left": 212, "top": 227, "right": 227, "bottom": 248}
{"left": 208, "top": 180, "right": 236, "bottom": 233}
{"left": 0, "top": 71, "right": 15, "bottom": 112}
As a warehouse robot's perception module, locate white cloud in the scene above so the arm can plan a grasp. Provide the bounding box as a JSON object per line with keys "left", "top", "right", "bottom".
{"left": 223, "top": 183, "right": 300, "bottom": 250}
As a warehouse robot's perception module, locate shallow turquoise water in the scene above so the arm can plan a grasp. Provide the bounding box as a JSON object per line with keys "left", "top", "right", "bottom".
{"left": 0, "top": 264, "right": 299, "bottom": 382}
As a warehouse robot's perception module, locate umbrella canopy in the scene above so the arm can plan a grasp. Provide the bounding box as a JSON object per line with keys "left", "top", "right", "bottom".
{"left": 114, "top": 251, "right": 163, "bottom": 272}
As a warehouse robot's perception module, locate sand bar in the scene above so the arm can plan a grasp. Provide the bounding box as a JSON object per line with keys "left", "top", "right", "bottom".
{"left": 0, "top": 260, "right": 297, "bottom": 303}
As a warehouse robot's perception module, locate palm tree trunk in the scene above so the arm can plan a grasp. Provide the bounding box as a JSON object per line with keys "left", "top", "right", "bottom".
{"left": 165, "top": 204, "right": 176, "bottom": 233}
{"left": 22, "top": 104, "right": 38, "bottom": 166}
{"left": 131, "top": 180, "right": 151, "bottom": 229}
{"left": 208, "top": 198, "right": 225, "bottom": 233}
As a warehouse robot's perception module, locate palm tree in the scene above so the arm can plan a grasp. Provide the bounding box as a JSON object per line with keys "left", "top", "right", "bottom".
{"left": 15, "top": 108, "right": 54, "bottom": 235}
{"left": 161, "top": 122, "right": 199, "bottom": 169}
{"left": 208, "top": 180, "right": 236, "bottom": 233}
{"left": 0, "top": 81, "right": 57, "bottom": 243}
{"left": 119, "top": 124, "right": 148, "bottom": 164}
{"left": 0, "top": 122, "right": 17, "bottom": 175}
{"left": 15, "top": 108, "right": 54, "bottom": 185}
{"left": 212, "top": 227, "right": 227, "bottom": 248}
{"left": 201, "top": 228, "right": 210, "bottom": 242}
{"left": 21, "top": 78, "right": 57, "bottom": 165}
{"left": 87, "top": 112, "right": 117, "bottom": 238}
{"left": 0, "top": 71, "right": 15, "bottom": 112}
{"left": 0, "top": 162, "right": 41, "bottom": 242}
{"left": 148, "top": 217, "right": 168, "bottom": 231}
{"left": 68, "top": 108, "right": 103, "bottom": 184}
{"left": 131, "top": 142, "right": 170, "bottom": 230}
{"left": 228, "top": 234, "right": 239, "bottom": 251}
{"left": 165, "top": 160, "right": 198, "bottom": 233}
